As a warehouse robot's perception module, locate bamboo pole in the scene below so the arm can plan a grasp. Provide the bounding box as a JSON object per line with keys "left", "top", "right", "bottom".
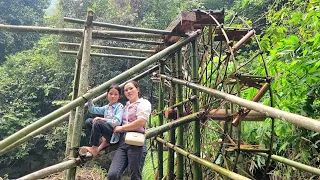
{"left": 146, "top": 111, "right": 205, "bottom": 139}
{"left": 257, "top": 153, "right": 320, "bottom": 176}
{"left": 154, "top": 95, "right": 197, "bottom": 116}
{"left": 0, "top": 24, "right": 164, "bottom": 39}
{"left": 159, "top": 75, "right": 320, "bottom": 133}
{"left": 64, "top": 17, "right": 187, "bottom": 37}
{"left": 156, "top": 137, "right": 251, "bottom": 180}
{"left": 0, "top": 30, "right": 201, "bottom": 152}
{"left": 0, "top": 66, "right": 159, "bottom": 155}
{"left": 103, "top": 37, "right": 164, "bottom": 45}
{"left": 17, "top": 158, "right": 82, "bottom": 180}
{"left": 59, "top": 42, "right": 156, "bottom": 54}
{"left": 176, "top": 48, "right": 184, "bottom": 180}
{"left": 67, "top": 11, "right": 93, "bottom": 180}
{"left": 63, "top": 40, "right": 84, "bottom": 179}
{"left": 191, "top": 39, "right": 202, "bottom": 180}
{"left": 158, "top": 60, "right": 165, "bottom": 180}
{"left": 92, "top": 30, "right": 163, "bottom": 39}
{"left": 167, "top": 55, "right": 176, "bottom": 180}
{"left": 59, "top": 50, "right": 148, "bottom": 60}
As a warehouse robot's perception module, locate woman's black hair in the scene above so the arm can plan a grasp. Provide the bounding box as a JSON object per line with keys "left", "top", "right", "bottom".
{"left": 107, "top": 84, "right": 121, "bottom": 95}
{"left": 124, "top": 81, "right": 139, "bottom": 88}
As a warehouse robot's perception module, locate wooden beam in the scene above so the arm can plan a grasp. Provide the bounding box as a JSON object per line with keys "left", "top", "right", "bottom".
{"left": 0, "top": 24, "right": 164, "bottom": 39}
{"left": 59, "top": 42, "right": 156, "bottom": 54}
{"left": 208, "top": 109, "right": 267, "bottom": 121}
{"left": 59, "top": 50, "right": 148, "bottom": 60}
{"left": 64, "top": 17, "right": 187, "bottom": 37}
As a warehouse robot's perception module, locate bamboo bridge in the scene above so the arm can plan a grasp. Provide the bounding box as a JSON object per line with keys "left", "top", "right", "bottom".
{"left": 0, "top": 10, "right": 319, "bottom": 180}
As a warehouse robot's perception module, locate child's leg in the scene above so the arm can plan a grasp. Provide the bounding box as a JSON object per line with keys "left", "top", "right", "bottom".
{"left": 96, "top": 121, "right": 113, "bottom": 151}
{"left": 80, "top": 121, "right": 113, "bottom": 156}
{"left": 98, "top": 136, "right": 109, "bottom": 151}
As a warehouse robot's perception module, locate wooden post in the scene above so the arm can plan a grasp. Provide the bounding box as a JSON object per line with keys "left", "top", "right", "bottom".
{"left": 157, "top": 60, "right": 165, "bottom": 180}
{"left": 66, "top": 11, "right": 93, "bottom": 180}
{"left": 191, "top": 39, "right": 202, "bottom": 179}
{"left": 167, "top": 55, "right": 176, "bottom": 180}
{"left": 63, "top": 40, "right": 84, "bottom": 179}
{"left": 176, "top": 48, "right": 184, "bottom": 180}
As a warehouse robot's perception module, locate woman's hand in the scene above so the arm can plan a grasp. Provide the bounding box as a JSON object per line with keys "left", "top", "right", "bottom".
{"left": 114, "top": 126, "right": 124, "bottom": 133}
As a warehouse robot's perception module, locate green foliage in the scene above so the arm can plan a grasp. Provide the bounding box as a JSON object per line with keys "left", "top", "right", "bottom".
{"left": 241, "top": 0, "right": 320, "bottom": 177}
{"left": 0, "top": 35, "right": 70, "bottom": 167}
{"left": 139, "top": 0, "right": 202, "bottom": 29}
{"left": 262, "top": 0, "right": 320, "bottom": 118}
{"left": 0, "top": 0, "right": 319, "bottom": 178}
{"left": 202, "top": 0, "right": 234, "bottom": 10}
{"left": 0, "top": 0, "right": 51, "bottom": 62}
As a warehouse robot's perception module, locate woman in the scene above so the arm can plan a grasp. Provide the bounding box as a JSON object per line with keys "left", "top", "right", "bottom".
{"left": 108, "top": 81, "right": 151, "bottom": 180}
{"left": 80, "top": 84, "right": 124, "bottom": 157}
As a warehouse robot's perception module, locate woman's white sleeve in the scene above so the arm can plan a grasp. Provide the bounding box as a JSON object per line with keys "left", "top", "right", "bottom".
{"left": 136, "top": 100, "right": 151, "bottom": 121}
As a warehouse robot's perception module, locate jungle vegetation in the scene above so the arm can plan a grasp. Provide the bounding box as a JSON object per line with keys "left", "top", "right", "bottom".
{"left": 0, "top": 0, "right": 319, "bottom": 179}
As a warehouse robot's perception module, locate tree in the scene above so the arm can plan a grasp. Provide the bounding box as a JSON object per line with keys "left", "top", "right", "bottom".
{"left": 0, "top": 35, "right": 70, "bottom": 178}
{"left": 0, "top": 0, "right": 50, "bottom": 63}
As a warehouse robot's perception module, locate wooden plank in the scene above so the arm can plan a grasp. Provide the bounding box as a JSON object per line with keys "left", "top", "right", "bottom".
{"left": 207, "top": 109, "right": 267, "bottom": 121}
{"left": 164, "top": 10, "right": 225, "bottom": 44}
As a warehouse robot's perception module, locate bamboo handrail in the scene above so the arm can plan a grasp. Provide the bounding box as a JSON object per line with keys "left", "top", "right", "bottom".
{"left": 64, "top": 17, "right": 187, "bottom": 37}
{"left": 0, "top": 30, "right": 201, "bottom": 151}
{"left": 146, "top": 111, "right": 205, "bottom": 139}
{"left": 59, "top": 50, "right": 148, "bottom": 60}
{"left": 0, "top": 24, "right": 163, "bottom": 39}
{"left": 159, "top": 74, "right": 320, "bottom": 133}
{"left": 58, "top": 42, "right": 156, "bottom": 54}
{"left": 257, "top": 153, "right": 320, "bottom": 176}
{"left": 104, "top": 37, "right": 164, "bottom": 45}
{"left": 153, "top": 95, "right": 197, "bottom": 116}
{"left": 17, "top": 158, "right": 81, "bottom": 180}
{"left": 156, "top": 137, "right": 251, "bottom": 180}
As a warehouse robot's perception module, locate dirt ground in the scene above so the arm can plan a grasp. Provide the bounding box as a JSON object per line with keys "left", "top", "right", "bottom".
{"left": 41, "top": 168, "right": 106, "bottom": 180}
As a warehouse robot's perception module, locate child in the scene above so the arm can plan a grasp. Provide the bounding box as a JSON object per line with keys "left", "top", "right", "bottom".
{"left": 80, "top": 84, "right": 123, "bottom": 157}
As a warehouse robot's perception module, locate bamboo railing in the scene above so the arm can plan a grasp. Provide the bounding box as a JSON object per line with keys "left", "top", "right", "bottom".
{"left": 59, "top": 50, "right": 148, "bottom": 60}
{"left": 59, "top": 42, "right": 156, "bottom": 54}
{"left": 159, "top": 74, "right": 320, "bottom": 133}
